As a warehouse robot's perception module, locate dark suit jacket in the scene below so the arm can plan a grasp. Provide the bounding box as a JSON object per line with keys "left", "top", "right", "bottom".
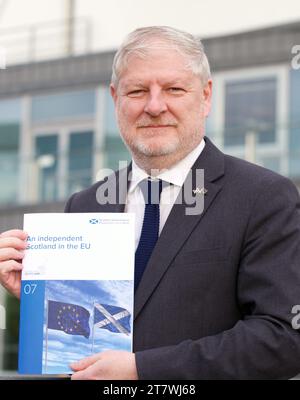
{"left": 65, "top": 137, "right": 300, "bottom": 379}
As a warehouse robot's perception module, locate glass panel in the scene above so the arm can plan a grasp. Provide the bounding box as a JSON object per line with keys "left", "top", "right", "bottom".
{"left": 0, "top": 99, "right": 21, "bottom": 122}
{"left": 0, "top": 123, "right": 19, "bottom": 149}
{"left": 35, "top": 135, "right": 58, "bottom": 202}
{"left": 224, "top": 78, "right": 277, "bottom": 146}
{"left": 289, "top": 69, "right": 300, "bottom": 178}
{"left": 105, "top": 89, "right": 119, "bottom": 137}
{"left": 0, "top": 98, "right": 21, "bottom": 205}
{"left": 103, "top": 88, "right": 131, "bottom": 170}
{"left": 205, "top": 110, "right": 214, "bottom": 139}
{"left": 259, "top": 156, "right": 280, "bottom": 174}
{"left": 0, "top": 151, "right": 19, "bottom": 204}
{"left": 68, "top": 131, "right": 93, "bottom": 195}
{"left": 32, "top": 89, "right": 95, "bottom": 122}
{"left": 205, "top": 89, "right": 215, "bottom": 140}
{"left": 104, "top": 136, "right": 131, "bottom": 171}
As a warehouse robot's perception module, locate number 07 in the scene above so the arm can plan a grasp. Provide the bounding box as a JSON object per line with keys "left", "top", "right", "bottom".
{"left": 23, "top": 284, "right": 37, "bottom": 295}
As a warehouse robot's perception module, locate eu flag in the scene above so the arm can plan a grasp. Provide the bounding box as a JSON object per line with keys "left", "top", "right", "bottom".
{"left": 47, "top": 300, "right": 90, "bottom": 339}
{"left": 94, "top": 303, "right": 131, "bottom": 336}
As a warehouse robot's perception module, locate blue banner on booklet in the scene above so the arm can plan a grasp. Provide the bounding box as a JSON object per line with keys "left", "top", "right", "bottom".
{"left": 18, "top": 213, "right": 135, "bottom": 375}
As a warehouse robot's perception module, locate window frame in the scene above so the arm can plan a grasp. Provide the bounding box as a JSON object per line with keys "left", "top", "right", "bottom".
{"left": 211, "top": 64, "right": 289, "bottom": 176}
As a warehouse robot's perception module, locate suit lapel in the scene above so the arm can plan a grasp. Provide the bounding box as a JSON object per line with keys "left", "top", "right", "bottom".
{"left": 134, "top": 138, "right": 225, "bottom": 320}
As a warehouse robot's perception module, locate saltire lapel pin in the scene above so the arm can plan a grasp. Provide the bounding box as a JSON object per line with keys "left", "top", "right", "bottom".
{"left": 192, "top": 187, "right": 208, "bottom": 195}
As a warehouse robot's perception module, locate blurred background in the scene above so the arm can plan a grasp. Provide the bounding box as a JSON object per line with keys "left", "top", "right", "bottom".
{"left": 0, "top": 0, "right": 299, "bottom": 374}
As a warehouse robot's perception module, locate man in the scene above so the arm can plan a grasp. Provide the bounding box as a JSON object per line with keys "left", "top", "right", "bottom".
{"left": 1, "top": 26, "right": 300, "bottom": 380}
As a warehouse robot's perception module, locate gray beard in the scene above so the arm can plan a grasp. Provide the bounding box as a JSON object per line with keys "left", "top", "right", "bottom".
{"left": 131, "top": 137, "right": 181, "bottom": 157}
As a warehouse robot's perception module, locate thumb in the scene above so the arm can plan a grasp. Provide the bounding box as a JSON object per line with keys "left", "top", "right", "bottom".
{"left": 70, "top": 353, "right": 102, "bottom": 371}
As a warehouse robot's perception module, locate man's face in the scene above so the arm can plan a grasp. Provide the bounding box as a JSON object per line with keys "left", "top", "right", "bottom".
{"left": 110, "top": 49, "right": 212, "bottom": 163}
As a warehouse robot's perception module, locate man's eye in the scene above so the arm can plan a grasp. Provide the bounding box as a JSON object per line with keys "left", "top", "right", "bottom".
{"left": 127, "top": 90, "right": 145, "bottom": 97}
{"left": 167, "top": 87, "right": 185, "bottom": 93}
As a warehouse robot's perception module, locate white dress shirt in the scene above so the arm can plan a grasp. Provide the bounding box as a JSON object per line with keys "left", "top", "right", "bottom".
{"left": 126, "top": 139, "right": 206, "bottom": 250}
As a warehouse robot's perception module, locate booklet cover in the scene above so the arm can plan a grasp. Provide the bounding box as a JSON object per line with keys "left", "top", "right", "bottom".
{"left": 18, "top": 213, "right": 135, "bottom": 375}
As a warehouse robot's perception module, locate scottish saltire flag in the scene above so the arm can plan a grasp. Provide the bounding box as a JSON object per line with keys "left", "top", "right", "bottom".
{"left": 47, "top": 300, "right": 90, "bottom": 339}
{"left": 94, "top": 303, "right": 131, "bottom": 336}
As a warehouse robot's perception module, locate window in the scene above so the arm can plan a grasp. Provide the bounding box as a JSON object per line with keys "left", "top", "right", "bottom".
{"left": 32, "top": 89, "right": 95, "bottom": 122}
{"left": 35, "top": 135, "right": 58, "bottom": 202}
{"left": 259, "top": 156, "right": 280, "bottom": 174}
{"left": 0, "top": 98, "right": 21, "bottom": 205}
{"left": 224, "top": 78, "right": 277, "bottom": 146}
{"left": 289, "top": 70, "right": 300, "bottom": 178}
{"left": 68, "top": 131, "right": 94, "bottom": 195}
{"left": 103, "top": 89, "right": 130, "bottom": 170}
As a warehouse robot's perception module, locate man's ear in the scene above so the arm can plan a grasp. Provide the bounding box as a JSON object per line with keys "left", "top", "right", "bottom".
{"left": 110, "top": 84, "right": 117, "bottom": 105}
{"left": 203, "top": 79, "right": 213, "bottom": 117}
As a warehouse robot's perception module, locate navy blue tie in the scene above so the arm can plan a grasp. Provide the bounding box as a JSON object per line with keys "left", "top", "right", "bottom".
{"left": 134, "top": 178, "right": 164, "bottom": 291}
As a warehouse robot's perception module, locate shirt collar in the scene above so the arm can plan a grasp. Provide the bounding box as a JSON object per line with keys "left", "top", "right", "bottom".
{"left": 129, "top": 138, "right": 205, "bottom": 193}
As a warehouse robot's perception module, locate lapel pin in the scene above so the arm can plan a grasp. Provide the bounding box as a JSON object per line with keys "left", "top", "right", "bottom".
{"left": 193, "top": 187, "right": 208, "bottom": 195}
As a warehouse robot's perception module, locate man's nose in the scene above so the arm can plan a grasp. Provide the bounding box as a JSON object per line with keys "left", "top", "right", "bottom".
{"left": 144, "top": 90, "right": 167, "bottom": 116}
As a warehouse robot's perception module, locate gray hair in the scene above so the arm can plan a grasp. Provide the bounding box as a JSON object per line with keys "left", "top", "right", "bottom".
{"left": 111, "top": 26, "right": 211, "bottom": 87}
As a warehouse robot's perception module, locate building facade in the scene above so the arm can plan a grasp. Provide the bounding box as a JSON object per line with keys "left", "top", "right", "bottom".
{"left": 0, "top": 21, "right": 300, "bottom": 372}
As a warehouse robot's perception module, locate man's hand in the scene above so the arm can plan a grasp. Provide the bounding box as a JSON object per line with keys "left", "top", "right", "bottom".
{"left": 70, "top": 350, "right": 138, "bottom": 380}
{"left": 0, "top": 229, "right": 27, "bottom": 298}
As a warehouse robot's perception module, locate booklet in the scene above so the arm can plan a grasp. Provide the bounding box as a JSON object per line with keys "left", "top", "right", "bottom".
{"left": 18, "top": 213, "right": 135, "bottom": 375}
